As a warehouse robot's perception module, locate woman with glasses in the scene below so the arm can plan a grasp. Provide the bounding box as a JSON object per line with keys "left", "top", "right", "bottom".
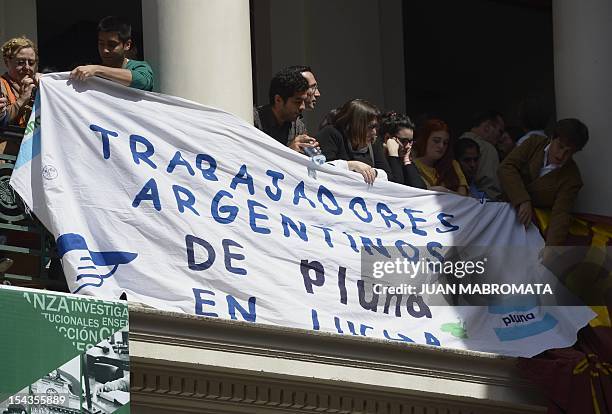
{"left": 1, "top": 37, "right": 39, "bottom": 128}
{"left": 316, "top": 99, "right": 396, "bottom": 184}
{"left": 412, "top": 118, "right": 469, "bottom": 196}
{"left": 380, "top": 111, "right": 426, "bottom": 189}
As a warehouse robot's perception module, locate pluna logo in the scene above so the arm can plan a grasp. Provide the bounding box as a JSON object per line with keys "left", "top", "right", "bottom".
{"left": 56, "top": 233, "right": 137, "bottom": 294}
{"left": 489, "top": 305, "right": 558, "bottom": 341}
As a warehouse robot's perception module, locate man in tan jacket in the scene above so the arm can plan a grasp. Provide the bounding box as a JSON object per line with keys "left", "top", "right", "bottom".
{"left": 498, "top": 118, "right": 589, "bottom": 245}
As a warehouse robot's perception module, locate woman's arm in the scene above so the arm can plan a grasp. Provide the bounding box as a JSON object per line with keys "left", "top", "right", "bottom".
{"left": 385, "top": 138, "right": 405, "bottom": 184}
{"left": 403, "top": 164, "right": 427, "bottom": 189}
{"left": 372, "top": 138, "right": 396, "bottom": 182}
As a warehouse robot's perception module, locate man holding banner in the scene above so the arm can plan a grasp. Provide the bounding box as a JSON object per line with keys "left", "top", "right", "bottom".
{"left": 70, "top": 16, "right": 154, "bottom": 92}
{"left": 499, "top": 119, "right": 589, "bottom": 246}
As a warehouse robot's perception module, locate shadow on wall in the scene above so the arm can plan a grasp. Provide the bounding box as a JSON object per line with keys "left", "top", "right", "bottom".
{"left": 404, "top": 0, "right": 555, "bottom": 135}
{"left": 35, "top": 0, "right": 143, "bottom": 72}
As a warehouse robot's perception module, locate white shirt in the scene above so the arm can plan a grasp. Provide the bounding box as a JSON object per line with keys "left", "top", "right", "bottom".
{"left": 539, "top": 144, "right": 561, "bottom": 177}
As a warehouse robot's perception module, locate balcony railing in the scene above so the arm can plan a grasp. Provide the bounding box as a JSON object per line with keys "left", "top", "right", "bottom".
{"left": 0, "top": 126, "right": 66, "bottom": 291}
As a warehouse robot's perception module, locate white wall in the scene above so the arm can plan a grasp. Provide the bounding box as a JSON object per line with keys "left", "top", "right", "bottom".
{"left": 142, "top": 0, "right": 253, "bottom": 122}
{"left": 553, "top": 0, "right": 612, "bottom": 216}
{"left": 254, "top": 0, "right": 405, "bottom": 133}
{"left": 0, "top": 0, "right": 38, "bottom": 73}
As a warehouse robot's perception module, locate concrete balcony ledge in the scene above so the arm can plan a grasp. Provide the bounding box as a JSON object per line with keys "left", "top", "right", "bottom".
{"left": 128, "top": 303, "right": 547, "bottom": 414}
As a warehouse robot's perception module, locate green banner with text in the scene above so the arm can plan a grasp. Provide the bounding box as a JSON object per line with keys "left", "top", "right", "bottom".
{"left": 0, "top": 286, "right": 129, "bottom": 414}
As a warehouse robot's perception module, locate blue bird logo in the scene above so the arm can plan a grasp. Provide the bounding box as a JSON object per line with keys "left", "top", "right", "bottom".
{"left": 56, "top": 233, "right": 137, "bottom": 294}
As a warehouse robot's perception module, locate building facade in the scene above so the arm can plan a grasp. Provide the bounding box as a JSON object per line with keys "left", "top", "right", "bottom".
{"left": 1, "top": 1, "right": 611, "bottom": 412}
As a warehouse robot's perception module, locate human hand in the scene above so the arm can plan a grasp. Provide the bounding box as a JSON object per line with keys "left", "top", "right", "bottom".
{"left": 289, "top": 134, "right": 319, "bottom": 154}
{"left": 347, "top": 160, "right": 377, "bottom": 185}
{"left": 385, "top": 137, "right": 400, "bottom": 157}
{"left": 517, "top": 201, "right": 532, "bottom": 228}
{"left": 19, "top": 76, "right": 36, "bottom": 101}
{"left": 69, "top": 65, "right": 100, "bottom": 81}
{"left": 93, "top": 383, "right": 105, "bottom": 400}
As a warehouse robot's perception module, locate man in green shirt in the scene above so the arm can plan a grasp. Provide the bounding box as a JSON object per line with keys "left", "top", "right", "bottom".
{"left": 70, "top": 16, "right": 154, "bottom": 91}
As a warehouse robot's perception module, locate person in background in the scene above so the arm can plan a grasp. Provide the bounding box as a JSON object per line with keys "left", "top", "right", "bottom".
{"left": 1, "top": 39, "right": 45, "bottom": 284}
{"left": 380, "top": 111, "right": 426, "bottom": 189}
{"left": 318, "top": 107, "right": 340, "bottom": 131}
{"left": 412, "top": 118, "right": 468, "bottom": 196}
{"left": 455, "top": 138, "right": 486, "bottom": 200}
{"left": 316, "top": 99, "right": 394, "bottom": 184}
{"left": 70, "top": 16, "right": 154, "bottom": 91}
{"left": 498, "top": 118, "right": 589, "bottom": 245}
{"left": 496, "top": 128, "right": 516, "bottom": 161}
{"left": 0, "top": 37, "right": 39, "bottom": 127}
{"left": 516, "top": 97, "right": 551, "bottom": 146}
{"left": 287, "top": 65, "right": 321, "bottom": 111}
{"left": 253, "top": 67, "right": 318, "bottom": 154}
{"left": 459, "top": 110, "right": 505, "bottom": 199}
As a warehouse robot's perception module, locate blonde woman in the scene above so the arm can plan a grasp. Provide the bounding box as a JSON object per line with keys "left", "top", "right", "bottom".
{"left": 1, "top": 36, "right": 39, "bottom": 127}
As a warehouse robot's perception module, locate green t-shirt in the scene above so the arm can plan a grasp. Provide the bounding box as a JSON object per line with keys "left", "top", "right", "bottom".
{"left": 125, "top": 59, "right": 154, "bottom": 91}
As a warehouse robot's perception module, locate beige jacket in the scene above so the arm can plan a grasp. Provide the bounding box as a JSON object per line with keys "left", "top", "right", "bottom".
{"left": 498, "top": 135, "right": 582, "bottom": 245}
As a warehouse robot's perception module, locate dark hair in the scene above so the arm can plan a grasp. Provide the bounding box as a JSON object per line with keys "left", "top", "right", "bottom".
{"left": 268, "top": 68, "right": 308, "bottom": 105}
{"left": 552, "top": 118, "right": 589, "bottom": 150}
{"left": 518, "top": 97, "right": 551, "bottom": 131}
{"left": 98, "top": 16, "right": 132, "bottom": 43}
{"left": 333, "top": 99, "right": 380, "bottom": 150}
{"left": 455, "top": 138, "right": 480, "bottom": 159}
{"left": 471, "top": 110, "right": 503, "bottom": 128}
{"left": 504, "top": 126, "right": 523, "bottom": 144}
{"left": 380, "top": 111, "right": 415, "bottom": 138}
{"left": 286, "top": 65, "right": 313, "bottom": 74}
{"left": 318, "top": 107, "right": 340, "bottom": 131}
{"left": 413, "top": 119, "right": 461, "bottom": 191}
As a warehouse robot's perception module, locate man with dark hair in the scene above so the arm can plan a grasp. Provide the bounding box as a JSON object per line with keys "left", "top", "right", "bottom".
{"left": 70, "top": 16, "right": 154, "bottom": 91}
{"left": 287, "top": 65, "right": 321, "bottom": 110}
{"left": 459, "top": 110, "right": 505, "bottom": 200}
{"left": 498, "top": 118, "right": 589, "bottom": 245}
{"left": 516, "top": 97, "right": 551, "bottom": 146}
{"left": 455, "top": 138, "right": 484, "bottom": 200}
{"left": 253, "top": 68, "right": 317, "bottom": 153}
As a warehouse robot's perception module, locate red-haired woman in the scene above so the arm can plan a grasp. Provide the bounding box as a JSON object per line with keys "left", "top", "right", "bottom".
{"left": 412, "top": 119, "right": 468, "bottom": 196}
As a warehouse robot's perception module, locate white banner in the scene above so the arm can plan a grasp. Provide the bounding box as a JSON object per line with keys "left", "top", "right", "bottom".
{"left": 10, "top": 74, "right": 594, "bottom": 357}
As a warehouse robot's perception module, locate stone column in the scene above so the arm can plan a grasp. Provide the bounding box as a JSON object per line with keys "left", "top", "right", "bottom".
{"left": 553, "top": 0, "right": 612, "bottom": 216}
{"left": 142, "top": 0, "right": 253, "bottom": 123}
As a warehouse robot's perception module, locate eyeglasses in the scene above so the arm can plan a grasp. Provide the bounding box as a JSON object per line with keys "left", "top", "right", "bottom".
{"left": 307, "top": 83, "right": 319, "bottom": 93}
{"left": 14, "top": 58, "right": 37, "bottom": 67}
{"left": 461, "top": 156, "right": 480, "bottom": 163}
{"left": 397, "top": 137, "right": 414, "bottom": 145}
